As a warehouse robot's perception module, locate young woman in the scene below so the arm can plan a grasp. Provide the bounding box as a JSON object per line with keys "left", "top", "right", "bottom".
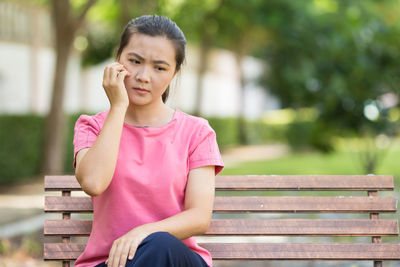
{"left": 72, "top": 15, "right": 224, "bottom": 267}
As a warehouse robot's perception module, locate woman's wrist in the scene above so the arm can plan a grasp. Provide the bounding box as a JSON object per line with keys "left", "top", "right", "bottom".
{"left": 110, "top": 103, "right": 128, "bottom": 112}
{"left": 134, "top": 223, "right": 156, "bottom": 239}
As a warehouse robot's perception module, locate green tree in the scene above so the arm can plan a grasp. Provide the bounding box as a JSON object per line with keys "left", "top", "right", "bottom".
{"left": 259, "top": 0, "right": 400, "bottom": 152}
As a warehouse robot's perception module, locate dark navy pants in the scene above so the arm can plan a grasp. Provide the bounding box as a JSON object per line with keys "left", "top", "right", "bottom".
{"left": 94, "top": 232, "right": 209, "bottom": 267}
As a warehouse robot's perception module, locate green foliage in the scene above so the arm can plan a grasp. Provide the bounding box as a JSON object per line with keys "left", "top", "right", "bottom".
{"left": 81, "top": 29, "right": 118, "bottom": 67}
{"left": 286, "top": 121, "right": 314, "bottom": 151}
{"left": 207, "top": 117, "right": 290, "bottom": 149}
{"left": 246, "top": 120, "right": 287, "bottom": 145}
{"left": 81, "top": 0, "right": 159, "bottom": 66}
{"left": 258, "top": 0, "right": 400, "bottom": 150}
{"left": 0, "top": 113, "right": 84, "bottom": 184}
{"left": 207, "top": 117, "right": 240, "bottom": 148}
{"left": 0, "top": 115, "right": 44, "bottom": 184}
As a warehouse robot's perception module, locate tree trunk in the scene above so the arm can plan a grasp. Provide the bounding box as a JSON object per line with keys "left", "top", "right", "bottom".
{"left": 42, "top": 34, "right": 74, "bottom": 174}
{"left": 42, "top": 0, "right": 96, "bottom": 174}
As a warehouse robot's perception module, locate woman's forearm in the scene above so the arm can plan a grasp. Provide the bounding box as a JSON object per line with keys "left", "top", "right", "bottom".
{"left": 76, "top": 106, "right": 126, "bottom": 196}
{"left": 137, "top": 207, "right": 212, "bottom": 241}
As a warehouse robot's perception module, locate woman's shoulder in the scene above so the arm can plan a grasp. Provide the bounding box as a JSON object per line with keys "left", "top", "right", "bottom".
{"left": 75, "top": 109, "right": 109, "bottom": 129}
{"left": 177, "top": 110, "right": 214, "bottom": 134}
{"left": 176, "top": 109, "right": 210, "bottom": 129}
{"left": 175, "top": 109, "right": 216, "bottom": 140}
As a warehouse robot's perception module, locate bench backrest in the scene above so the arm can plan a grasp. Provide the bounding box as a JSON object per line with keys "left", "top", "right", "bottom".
{"left": 44, "top": 175, "right": 400, "bottom": 266}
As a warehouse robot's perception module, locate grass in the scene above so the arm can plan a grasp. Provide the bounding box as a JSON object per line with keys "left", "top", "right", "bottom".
{"left": 221, "top": 142, "right": 400, "bottom": 186}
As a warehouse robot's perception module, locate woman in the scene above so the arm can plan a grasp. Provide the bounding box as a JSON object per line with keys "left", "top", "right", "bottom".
{"left": 73, "top": 15, "right": 224, "bottom": 267}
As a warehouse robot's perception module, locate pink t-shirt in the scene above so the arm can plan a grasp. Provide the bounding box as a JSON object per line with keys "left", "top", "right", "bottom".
{"left": 72, "top": 109, "right": 224, "bottom": 267}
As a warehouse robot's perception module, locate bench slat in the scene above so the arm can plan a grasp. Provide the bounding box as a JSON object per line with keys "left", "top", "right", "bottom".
{"left": 214, "top": 196, "right": 397, "bottom": 213}
{"left": 44, "top": 243, "right": 86, "bottom": 260}
{"left": 45, "top": 196, "right": 93, "bottom": 212}
{"left": 206, "top": 219, "right": 399, "bottom": 236}
{"left": 44, "top": 220, "right": 92, "bottom": 236}
{"left": 200, "top": 243, "right": 400, "bottom": 260}
{"left": 44, "top": 219, "right": 399, "bottom": 236}
{"left": 44, "top": 196, "right": 397, "bottom": 213}
{"left": 217, "top": 175, "right": 394, "bottom": 191}
{"left": 45, "top": 175, "right": 394, "bottom": 191}
{"left": 44, "top": 243, "right": 400, "bottom": 260}
{"left": 45, "top": 175, "right": 82, "bottom": 191}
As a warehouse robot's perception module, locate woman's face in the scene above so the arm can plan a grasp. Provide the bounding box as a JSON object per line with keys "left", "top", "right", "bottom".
{"left": 118, "top": 33, "right": 177, "bottom": 106}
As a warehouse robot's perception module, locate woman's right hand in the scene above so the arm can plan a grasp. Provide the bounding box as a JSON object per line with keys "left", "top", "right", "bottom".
{"left": 102, "top": 62, "right": 130, "bottom": 109}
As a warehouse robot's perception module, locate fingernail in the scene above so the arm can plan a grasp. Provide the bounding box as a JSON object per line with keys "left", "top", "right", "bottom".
{"left": 129, "top": 255, "right": 133, "bottom": 260}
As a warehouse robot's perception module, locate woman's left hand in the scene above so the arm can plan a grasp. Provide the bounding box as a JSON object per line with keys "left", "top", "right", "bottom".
{"left": 106, "top": 227, "right": 150, "bottom": 267}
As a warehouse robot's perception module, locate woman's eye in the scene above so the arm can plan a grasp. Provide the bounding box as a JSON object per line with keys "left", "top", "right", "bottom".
{"left": 129, "top": 59, "right": 140, "bottom": 64}
{"left": 156, "top": 66, "right": 166, "bottom": 71}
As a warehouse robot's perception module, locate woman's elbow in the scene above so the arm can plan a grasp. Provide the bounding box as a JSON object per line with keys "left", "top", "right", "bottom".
{"left": 76, "top": 172, "right": 105, "bottom": 196}
{"left": 195, "top": 214, "right": 212, "bottom": 235}
{"left": 82, "top": 185, "right": 103, "bottom": 197}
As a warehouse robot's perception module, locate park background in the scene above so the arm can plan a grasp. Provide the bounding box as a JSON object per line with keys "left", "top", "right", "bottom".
{"left": 0, "top": 0, "right": 400, "bottom": 266}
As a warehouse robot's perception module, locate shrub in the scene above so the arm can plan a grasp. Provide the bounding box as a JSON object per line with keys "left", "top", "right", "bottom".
{"left": 207, "top": 117, "right": 240, "bottom": 149}
{"left": 0, "top": 115, "right": 44, "bottom": 184}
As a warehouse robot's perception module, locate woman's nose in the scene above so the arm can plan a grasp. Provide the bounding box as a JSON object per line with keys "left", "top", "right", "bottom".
{"left": 135, "top": 66, "right": 150, "bottom": 83}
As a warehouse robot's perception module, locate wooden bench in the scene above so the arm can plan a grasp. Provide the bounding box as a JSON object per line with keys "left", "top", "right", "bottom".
{"left": 44, "top": 175, "right": 400, "bottom": 266}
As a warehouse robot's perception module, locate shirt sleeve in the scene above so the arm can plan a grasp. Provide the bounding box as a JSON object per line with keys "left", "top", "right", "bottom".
{"left": 72, "top": 114, "right": 100, "bottom": 168}
{"left": 188, "top": 122, "right": 224, "bottom": 175}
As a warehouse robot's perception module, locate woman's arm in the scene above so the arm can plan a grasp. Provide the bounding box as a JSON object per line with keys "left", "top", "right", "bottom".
{"left": 75, "top": 62, "right": 130, "bottom": 196}
{"left": 106, "top": 165, "right": 215, "bottom": 267}
{"left": 75, "top": 106, "right": 126, "bottom": 196}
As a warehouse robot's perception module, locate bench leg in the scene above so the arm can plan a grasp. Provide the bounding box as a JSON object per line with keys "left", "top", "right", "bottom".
{"left": 374, "top": 260, "right": 383, "bottom": 267}
{"left": 62, "top": 260, "right": 70, "bottom": 267}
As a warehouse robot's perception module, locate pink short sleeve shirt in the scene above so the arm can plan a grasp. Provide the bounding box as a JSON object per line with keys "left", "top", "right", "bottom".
{"left": 73, "top": 109, "right": 224, "bottom": 267}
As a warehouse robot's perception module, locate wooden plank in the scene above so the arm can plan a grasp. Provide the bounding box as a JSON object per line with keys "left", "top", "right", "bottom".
{"left": 216, "top": 175, "right": 394, "bottom": 191}
{"left": 44, "top": 243, "right": 400, "bottom": 260}
{"left": 206, "top": 219, "right": 399, "bottom": 236}
{"left": 213, "top": 196, "right": 397, "bottom": 213}
{"left": 45, "top": 175, "right": 394, "bottom": 191}
{"left": 44, "top": 243, "right": 86, "bottom": 260}
{"left": 45, "top": 175, "right": 82, "bottom": 191}
{"left": 44, "top": 219, "right": 399, "bottom": 236}
{"left": 44, "top": 220, "right": 92, "bottom": 236}
{"left": 199, "top": 243, "right": 400, "bottom": 260}
{"left": 44, "top": 196, "right": 396, "bottom": 213}
{"left": 45, "top": 196, "right": 92, "bottom": 212}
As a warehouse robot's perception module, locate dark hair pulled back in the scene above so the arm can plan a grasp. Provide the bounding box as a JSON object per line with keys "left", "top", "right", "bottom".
{"left": 116, "top": 15, "right": 186, "bottom": 103}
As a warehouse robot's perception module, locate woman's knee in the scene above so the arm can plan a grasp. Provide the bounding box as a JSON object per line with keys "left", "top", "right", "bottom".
{"left": 142, "top": 231, "right": 180, "bottom": 251}
{"left": 132, "top": 232, "right": 206, "bottom": 267}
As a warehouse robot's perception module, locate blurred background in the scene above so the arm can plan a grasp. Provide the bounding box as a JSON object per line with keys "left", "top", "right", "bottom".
{"left": 1, "top": 0, "right": 400, "bottom": 266}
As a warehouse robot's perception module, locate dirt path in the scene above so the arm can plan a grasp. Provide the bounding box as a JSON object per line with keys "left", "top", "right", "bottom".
{"left": 221, "top": 143, "right": 289, "bottom": 167}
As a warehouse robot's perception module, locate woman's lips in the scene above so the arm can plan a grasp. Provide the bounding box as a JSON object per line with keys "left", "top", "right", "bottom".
{"left": 133, "top": 87, "right": 149, "bottom": 94}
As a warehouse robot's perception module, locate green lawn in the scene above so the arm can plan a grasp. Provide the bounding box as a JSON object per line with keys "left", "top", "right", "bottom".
{"left": 221, "top": 148, "right": 400, "bottom": 184}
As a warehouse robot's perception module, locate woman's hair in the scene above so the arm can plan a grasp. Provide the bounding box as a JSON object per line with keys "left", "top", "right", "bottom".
{"left": 116, "top": 15, "right": 187, "bottom": 103}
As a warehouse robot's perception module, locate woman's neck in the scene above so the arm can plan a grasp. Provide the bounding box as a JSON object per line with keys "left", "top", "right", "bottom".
{"left": 124, "top": 101, "right": 175, "bottom": 127}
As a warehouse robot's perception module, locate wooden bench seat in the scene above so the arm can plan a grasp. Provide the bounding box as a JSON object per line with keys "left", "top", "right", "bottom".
{"left": 43, "top": 175, "right": 400, "bottom": 266}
